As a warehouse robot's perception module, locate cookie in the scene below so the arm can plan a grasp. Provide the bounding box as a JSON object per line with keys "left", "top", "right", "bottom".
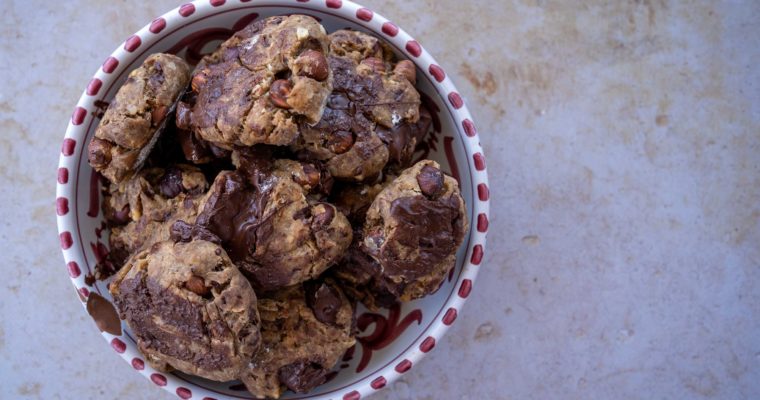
{"left": 293, "top": 30, "right": 428, "bottom": 181}
{"left": 110, "top": 240, "right": 261, "bottom": 381}
{"left": 191, "top": 153, "right": 352, "bottom": 291}
{"left": 336, "top": 160, "right": 467, "bottom": 308}
{"left": 189, "top": 15, "right": 332, "bottom": 148}
{"left": 88, "top": 53, "right": 191, "bottom": 183}
{"left": 239, "top": 280, "right": 355, "bottom": 399}
{"left": 105, "top": 165, "right": 208, "bottom": 269}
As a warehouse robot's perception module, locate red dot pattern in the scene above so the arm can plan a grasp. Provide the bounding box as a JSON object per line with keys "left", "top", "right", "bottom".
{"left": 71, "top": 107, "right": 87, "bottom": 125}
{"left": 58, "top": 167, "right": 69, "bottom": 184}
{"left": 420, "top": 336, "right": 436, "bottom": 353}
{"left": 179, "top": 3, "right": 195, "bottom": 17}
{"left": 56, "top": 197, "right": 69, "bottom": 216}
{"left": 405, "top": 40, "right": 421, "bottom": 57}
{"left": 343, "top": 390, "right": 360, "bottom": 400}
{"left": 102, "top": 57, "right": 119, "bottom": 73}
{"left": 132, "top": 358, "right": 145, "bottom": 370}
{"left": 59, "top": 6, "right": 490, "bottom": 397}
{"left": 78, "top": 287, "right": 90, "bottom": 299}
{"left": 443, "top": 307, "right": 458, "bottom": 325}
{"left": 124, "top": 35, "right": 141, "bottom": 52}
{"left": 458, "top": 279, "right": 473, "bottom": 298}
{"left": 86, "top": 78, "right": 102, "bottom": 96}
{"left": 60, "top": 232, "right": 73, "bottom": 250}
{"left": 462, "top": 119, "right": 477, "bottom": 137}
{"left": 67, "top": 261, "right": 81, "bottom": 278}
{"left": 62, "top": 138, "right": 76, "bottom": 156}
{"left": 473, "top": 152, "right": 486, "bottom": 171}
{"left": 151, "top": 373, "right": 167, "bottom": 386}
{"left": 471, "top": 245, "right": 484, "bottom": 265}
{"left": 429, "top": 64, "right": 445, "bottom": 82}
{"left": 477, "top": 183, "right": 489, "bottom": 201}
{"left": 177, "top": 387, "right": 193, "bottom": 399}
{"left": 382, "top": 22, "right": 398, "bottom": 37}
{"left": 356, "top": 8, "right": 373, "bottom": 21}
{"left": 370, "top": 376, "right": 386, "bottom": 389}
{"left": 111, "top": 338, "right": 126, "bottom": 353}
{"left": 477, "top": 213, "right": 489, "bottom": 232}
{"left": 448, "top": 92, "right": 463, "bottom": 109}
{"left": 150, "top": 17, "right": 167, "bottom": 34}
{"left": 395, "top": 359, "right": 412, "bottom": 373}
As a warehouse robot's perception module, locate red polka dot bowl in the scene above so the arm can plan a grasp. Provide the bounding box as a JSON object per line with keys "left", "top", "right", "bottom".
{"left": 56, "top": 1, "right": 489, "bottom": 399}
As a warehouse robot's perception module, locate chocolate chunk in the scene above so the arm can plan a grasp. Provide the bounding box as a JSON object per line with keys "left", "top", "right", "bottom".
{"left": 304, "top": 282, "right": 342, "bottom": 326}
{"left": 86, "top": 292, "right": 122, "bottom": 336}
{"left": 158, "top": 167, "right": 184, "bottom": 198}
{"left": 277, "top": 360, "right": 328, "bottom": 393}
{"left": 376, "top": 195, "right": 461, "bottom": 277}
{"left": 170, "top": 220, "right": 221, "bottom": 244}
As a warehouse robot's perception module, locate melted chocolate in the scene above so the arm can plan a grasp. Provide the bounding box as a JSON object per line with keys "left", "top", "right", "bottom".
{"left": 304, "top": 281, "right": 342, "bottom": 326}
{"left": 86, "top": 292, "right": 122, "bottom": 336}
{"left": 277, "top": 360, "right": 328, "bottom": 393}
{"left": 115, "top": 274, "right": 234, "bottom": 370}
{"left": 377, "top": 195, "right": 463, "bottom": 277}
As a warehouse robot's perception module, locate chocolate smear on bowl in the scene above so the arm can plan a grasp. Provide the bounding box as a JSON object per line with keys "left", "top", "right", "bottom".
{"left": 86, "top": 292, "right": 122, "bottom": 335}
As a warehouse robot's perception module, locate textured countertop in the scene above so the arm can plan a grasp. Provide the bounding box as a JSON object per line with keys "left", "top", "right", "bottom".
{"left": 1, "top": 0, "right": 759, "bottom": 399}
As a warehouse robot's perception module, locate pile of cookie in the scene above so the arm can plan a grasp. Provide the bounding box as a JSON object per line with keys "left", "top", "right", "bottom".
{"left": 88, "top": 15, "right": 467, "bottom": 398}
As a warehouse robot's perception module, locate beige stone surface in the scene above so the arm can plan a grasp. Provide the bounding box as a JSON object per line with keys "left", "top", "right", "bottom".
{"left": 1, "top": 0, "right": 759, "bottom": 399}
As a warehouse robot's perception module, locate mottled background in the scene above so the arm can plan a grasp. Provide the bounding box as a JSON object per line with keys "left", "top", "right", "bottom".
{"left": 1, "top": 0, "right": 759, "bottom": 399}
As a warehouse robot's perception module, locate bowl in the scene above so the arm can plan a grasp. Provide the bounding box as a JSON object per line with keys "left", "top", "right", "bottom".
{"left": 56, "top": 1, "right": 489, "bottom": 398}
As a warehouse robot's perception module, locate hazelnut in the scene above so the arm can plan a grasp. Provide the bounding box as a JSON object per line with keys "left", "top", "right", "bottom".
{"left": 295, "top": 163, "right": 321, "bottom": 188}
{"left": 416, "top": 165, "right": 444, "bottom": 198}
{"left": 185, "top": 275, "right": 210, "bottom": 297}
{"left": 296, "top": 50, "right": 329, "bottom": 81}
{"left": 191, "top": 70, "right": 208, "bottom": 93}
{"left": 87, "top": 137, "right": 112, "bottom": 169}
{"left": 151, "top": 105, "right": 168, "bottom": 125}
{"left": 394, "top": 60, "right": 416, "bottom": 85}
{"left": 361, "top": 57, "right": 386, "bottom": 74}
{"left": 326, "top": 130, "right": 355, "bottom": 154}
{"left": 269, "top": 79, "right": 293, "bottom": 109}
{"left": 311, "top": 205, "right": 335, "bottom": 229}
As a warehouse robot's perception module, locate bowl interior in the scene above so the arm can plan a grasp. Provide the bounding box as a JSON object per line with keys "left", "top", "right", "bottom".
{"left": 60, "top": 2, "right": 483, "bottom": 399}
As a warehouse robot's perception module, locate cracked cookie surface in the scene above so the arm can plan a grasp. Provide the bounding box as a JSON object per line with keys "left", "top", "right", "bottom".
{"left": 293, "top": 30, "right": 430, "bottom": 181}
{"left": 239, "top": 280, "right": 355, "bottom": 399}
{"left": 189, "top": 15, "right": 332, "bottom": 148}
{"left": 88, "top": 53, "right": 191, "bottom": 183}
{"left": 110, "top": 240, "right": 261, "bottom": 381}
{"left": 335, "top": 160, "right": 467, "bottom": 308}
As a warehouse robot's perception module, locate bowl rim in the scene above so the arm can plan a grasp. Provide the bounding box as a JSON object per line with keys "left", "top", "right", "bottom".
{"left": 55, "top": 1, "right": 489, "bottom": 399}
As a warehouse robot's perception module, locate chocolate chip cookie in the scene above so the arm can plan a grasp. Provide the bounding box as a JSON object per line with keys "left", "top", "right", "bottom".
{"left": 189, "top": 15, "right": 332, "bottom": 148}
{"left": 239, "top": 280, "right": 355, "bottom": 399}
{"left": 88, "top": 53, "right": 191, "bottom": 183}
{"left": 192, "top": 153, "right": 352, "bottom": 291}
{"left": 105, "top": 165, "right": 208, "bottom": 268}
{"left": 293, "top": 30, "right": 428, "bottom": 181}
{"left": 335, "top": 160, "right": 467, "bottom": 308}
{"left": 110, "top": 240, "right": 261, "bottom": 381}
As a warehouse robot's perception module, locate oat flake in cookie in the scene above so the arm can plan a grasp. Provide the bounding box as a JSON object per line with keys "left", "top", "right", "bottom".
{"left": 335, "top": 160, "right": 467, "bottom": 309}
{"left": 110, "top": 240, "right": 261, "bottom": 382}
{"left": 189, "top": 15, "right": 332, "bottom": 148}
{"left": 88, "top": 53, "right": 191, "bottom": 183}
{"left": 239, "top": 280, "right": 355, "bottom": 399}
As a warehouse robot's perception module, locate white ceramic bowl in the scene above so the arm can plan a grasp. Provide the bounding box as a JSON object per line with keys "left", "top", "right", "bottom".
{"left": 56, "top": 1, "right": 489, "bottom": 398}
